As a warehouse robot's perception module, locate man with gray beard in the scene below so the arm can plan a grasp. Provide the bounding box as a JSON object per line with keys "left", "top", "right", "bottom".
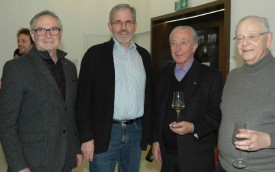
{"left": 76, "top": 4, "right": 153, "bottom": 172}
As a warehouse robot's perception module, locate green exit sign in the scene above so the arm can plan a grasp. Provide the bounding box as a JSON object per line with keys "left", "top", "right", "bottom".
{"left": 175, "top": 0, "right": 188, "bottom": 11}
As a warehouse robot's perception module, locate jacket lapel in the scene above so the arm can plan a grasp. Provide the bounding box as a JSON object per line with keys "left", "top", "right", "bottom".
{"left": 62, "top": 59, "right": 74, "bottom": 105}
{"left": 29, "top": 50, "right": 63, "bottom": 99}
{"left": 182, "top": 60, "right": 200, "bottom": 104}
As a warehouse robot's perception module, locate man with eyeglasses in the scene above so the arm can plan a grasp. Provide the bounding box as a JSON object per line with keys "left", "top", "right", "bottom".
{"left": 77, "top": 3, "right": 153, "bottom": 172}
{"left": 217, "top": 15, "right": 275, "bottom": 172}
{"left": 0, "top": 10, "right": 82, "bottom": 172}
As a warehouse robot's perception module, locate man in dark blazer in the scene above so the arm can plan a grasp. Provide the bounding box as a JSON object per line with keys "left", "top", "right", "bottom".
{"left": 152, "top": 26, "right": 223, "bottom": 172}
{"left": 76, "top": 4, "right": 152, "bottom": 172}
{"left": 0, "top": 10, "right": 82, "bottom": 172}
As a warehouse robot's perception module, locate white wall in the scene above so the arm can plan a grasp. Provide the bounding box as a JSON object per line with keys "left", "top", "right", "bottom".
{"left": 0, "top": 0, "right": 128, "bottom": 76}
{"left": 1, "top": 0, "right": 275, "bottom": 171}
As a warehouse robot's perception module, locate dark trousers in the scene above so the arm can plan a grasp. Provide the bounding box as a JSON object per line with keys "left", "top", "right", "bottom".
{"left": 62, "top": 154, "right": 72, "bottom": 172}
{"left": 161, "top": 153, "right": 180, "bottom": 172}
{"left": 216, "top": 162, "right": 226, "bottom": 172}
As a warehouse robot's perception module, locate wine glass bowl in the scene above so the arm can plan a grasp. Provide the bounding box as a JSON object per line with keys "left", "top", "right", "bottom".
{"left": 171, "top": 91, "right": 185, "bottom": 120}
{"left": 232, "top": 121, "right": 248, "bottom": 169}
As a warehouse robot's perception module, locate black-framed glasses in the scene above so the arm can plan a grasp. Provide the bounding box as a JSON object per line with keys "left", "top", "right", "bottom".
{"left": 111, "top": 20, "right": 135, "bottom": 27}
{"left": 33, "top": 28, "right": 61, "bottom": 36}
{"left": 233, "top": 32, "right": 269, "bottom": 43}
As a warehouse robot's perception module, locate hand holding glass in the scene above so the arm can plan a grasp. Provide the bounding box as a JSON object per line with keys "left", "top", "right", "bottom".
{"left": 171, "top": 91, "right": 185, "bottom": 120}
{"left": 232, "top": 121, "right": 248, "bottom": 169}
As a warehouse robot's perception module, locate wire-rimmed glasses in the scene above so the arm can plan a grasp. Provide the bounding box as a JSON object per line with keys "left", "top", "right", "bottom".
{"left": 110, "top": 20, "right": 136, "bottom": 27}
{"left": 233, "top": 32, "right": 269, "bottom": 43}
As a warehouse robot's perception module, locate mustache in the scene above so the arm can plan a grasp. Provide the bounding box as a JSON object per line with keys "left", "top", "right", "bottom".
{"left": 119, "top": 30, "right": 130, "bottom": 34}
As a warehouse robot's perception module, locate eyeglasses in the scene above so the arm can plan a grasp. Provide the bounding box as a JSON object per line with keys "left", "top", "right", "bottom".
{"left": 33, "top": 28, "right": 61, "bottom": 36}
{"left": 233, "top": 32, "right": 269, "bottom": 43}
{"left": 111, "top": 20, "right": 135, "bottom": 27}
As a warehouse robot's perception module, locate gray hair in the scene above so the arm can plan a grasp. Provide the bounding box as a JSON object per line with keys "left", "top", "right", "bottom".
{"left": 235, "top": 15, "right": 270, "bottom": 35}
{"left": 109, "top": 4, "right": 136, "bottom": 22}
{"left": 169, "top": 26, "right": 198, "bottom": 44}
{"left": 30, "top": 10, "right": 63, "bottom": 31}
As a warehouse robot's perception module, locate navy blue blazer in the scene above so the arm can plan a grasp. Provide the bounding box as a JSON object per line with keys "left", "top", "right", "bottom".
{"left": 152, "top": 60, "right": 223, "bottom": 172}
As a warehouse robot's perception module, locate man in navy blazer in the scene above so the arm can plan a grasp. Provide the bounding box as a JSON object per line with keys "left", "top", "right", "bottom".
{"left": 0, "top": 10, "right": 82, "bottom": 172}
{"left": 152, "top": 26, "right": 223, "bottom": 172}
{"left": 76, "top": 4, "right": 153, "bottom": 172}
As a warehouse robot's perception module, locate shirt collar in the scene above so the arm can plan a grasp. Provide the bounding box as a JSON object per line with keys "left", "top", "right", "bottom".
{"left": 175, "top": 58, "right": 194, "bottom": 73}
{"left": 113, "top": 38, "right": 136, "bottom": 50}
{"left": 33, "top": 45, "right": 67, "bottom": 61}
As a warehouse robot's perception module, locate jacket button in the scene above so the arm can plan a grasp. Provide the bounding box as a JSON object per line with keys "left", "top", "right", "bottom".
{"left": 63, "top": 130, "right": 66, "bottom": 133}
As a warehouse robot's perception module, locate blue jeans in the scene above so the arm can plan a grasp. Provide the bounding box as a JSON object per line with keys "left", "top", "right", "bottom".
{"left": 90, "top": 119, "right": 142, "bottom": 172}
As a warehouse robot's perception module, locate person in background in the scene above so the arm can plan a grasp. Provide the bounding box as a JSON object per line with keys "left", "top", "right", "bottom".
{"left": 76, "top": 3, "right": 153, "bottom": 172}
{"left": 217, "top": 15, "right": 275, "bottom": 172}
{"left": 0, "top": 28, "right": 33, "bottom": 88}
{"left": 0, "top": 10, "right": 82, "bottom": 172}
{"left": 152, "top": 26, "right": 223, "bottom": 172}
{"left": 16, "top": 28, "right": 33, "bottom": 56}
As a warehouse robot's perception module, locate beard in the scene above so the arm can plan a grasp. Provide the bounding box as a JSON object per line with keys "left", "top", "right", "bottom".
{"left": 114, "top": 29, "right": 133, "bottom": 45}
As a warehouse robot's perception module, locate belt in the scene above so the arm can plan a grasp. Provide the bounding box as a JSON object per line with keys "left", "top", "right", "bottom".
{"left": 113, "top": 117, "right": 141, "bottom": 126}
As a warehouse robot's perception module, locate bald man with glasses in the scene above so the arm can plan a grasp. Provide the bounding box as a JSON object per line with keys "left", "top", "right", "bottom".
{"left": 217, "top": 15, "right": 275, "bottom": 172}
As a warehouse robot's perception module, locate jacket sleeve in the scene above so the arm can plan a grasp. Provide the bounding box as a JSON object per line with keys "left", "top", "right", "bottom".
{"left": 193, "top": 71, "right": 223, "bottom": 140}
{"left": 76, "top": 49, "right": 95, "bottom": 143}
{"left": 0, "top": 61, "right": 29, "bottom": 171}
{"left": 151, "top": 72, "right": 161, "bottom": 143}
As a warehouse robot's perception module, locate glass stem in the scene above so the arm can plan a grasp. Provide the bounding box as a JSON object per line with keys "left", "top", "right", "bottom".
{"left": 176, "top": 112, "right": 180, "bottom": 121}
{"left": 238, "top": 150, "right": 243, "bottom": 160}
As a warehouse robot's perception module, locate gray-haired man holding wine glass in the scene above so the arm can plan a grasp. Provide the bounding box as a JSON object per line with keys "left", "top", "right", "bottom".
{"left": 217, "top": 15, "right": 275, "bottom": 172}
{"left": 151, "top": 26, "right": 223, "bottom": 172}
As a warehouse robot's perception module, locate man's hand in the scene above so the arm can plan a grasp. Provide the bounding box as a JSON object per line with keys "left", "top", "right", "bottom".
{"left": 76, "top": 154, "right": 83, "bottom": 166}
{"left": 81, "top": 140, "right": 95, "bottom": 161}
{"left": 169, "top": 121, "right": 194, "bottom": 135}
{"left": 235, "top": 129, "right": 271, "bottom": 151}
{"left": 152, "top": 142, "right": 162, "bottom": 164}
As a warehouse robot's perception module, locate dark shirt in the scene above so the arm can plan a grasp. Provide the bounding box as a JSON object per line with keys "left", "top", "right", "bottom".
{"left": 36, "top": 47, "right": 66, "bottom": 99}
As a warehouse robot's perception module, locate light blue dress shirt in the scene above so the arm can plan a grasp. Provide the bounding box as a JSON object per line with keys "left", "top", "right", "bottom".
{"left": 174, "top": 58, "right": 194, "bottom": 81}
{"left": 112, "top": 39, "right": 146, "bottom": 120}
{"left": 174, "top": 58, "right": 197, "bottom": 137}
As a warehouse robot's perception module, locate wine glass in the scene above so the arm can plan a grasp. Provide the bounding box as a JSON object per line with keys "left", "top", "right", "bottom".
{"left": 232, "top": 121, "right": 248, "bottom": 169}
{"left": 171, "top": 91, "right": 185, "bottom": 120}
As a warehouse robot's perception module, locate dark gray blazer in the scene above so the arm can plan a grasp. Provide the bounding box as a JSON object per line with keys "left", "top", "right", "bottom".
{"left": 0, "top": 47, "right": 80, "bottom": 172}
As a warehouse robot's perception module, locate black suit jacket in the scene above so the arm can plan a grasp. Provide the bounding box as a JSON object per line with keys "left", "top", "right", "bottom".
{"left": 152, "top": 60, "right": 223, "bottom": 172}
{"left": 0, "top": 47, "right": 80, "bottom": 172}
{"left": 76, "top": 39, "right": 153, "bottom": 153}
